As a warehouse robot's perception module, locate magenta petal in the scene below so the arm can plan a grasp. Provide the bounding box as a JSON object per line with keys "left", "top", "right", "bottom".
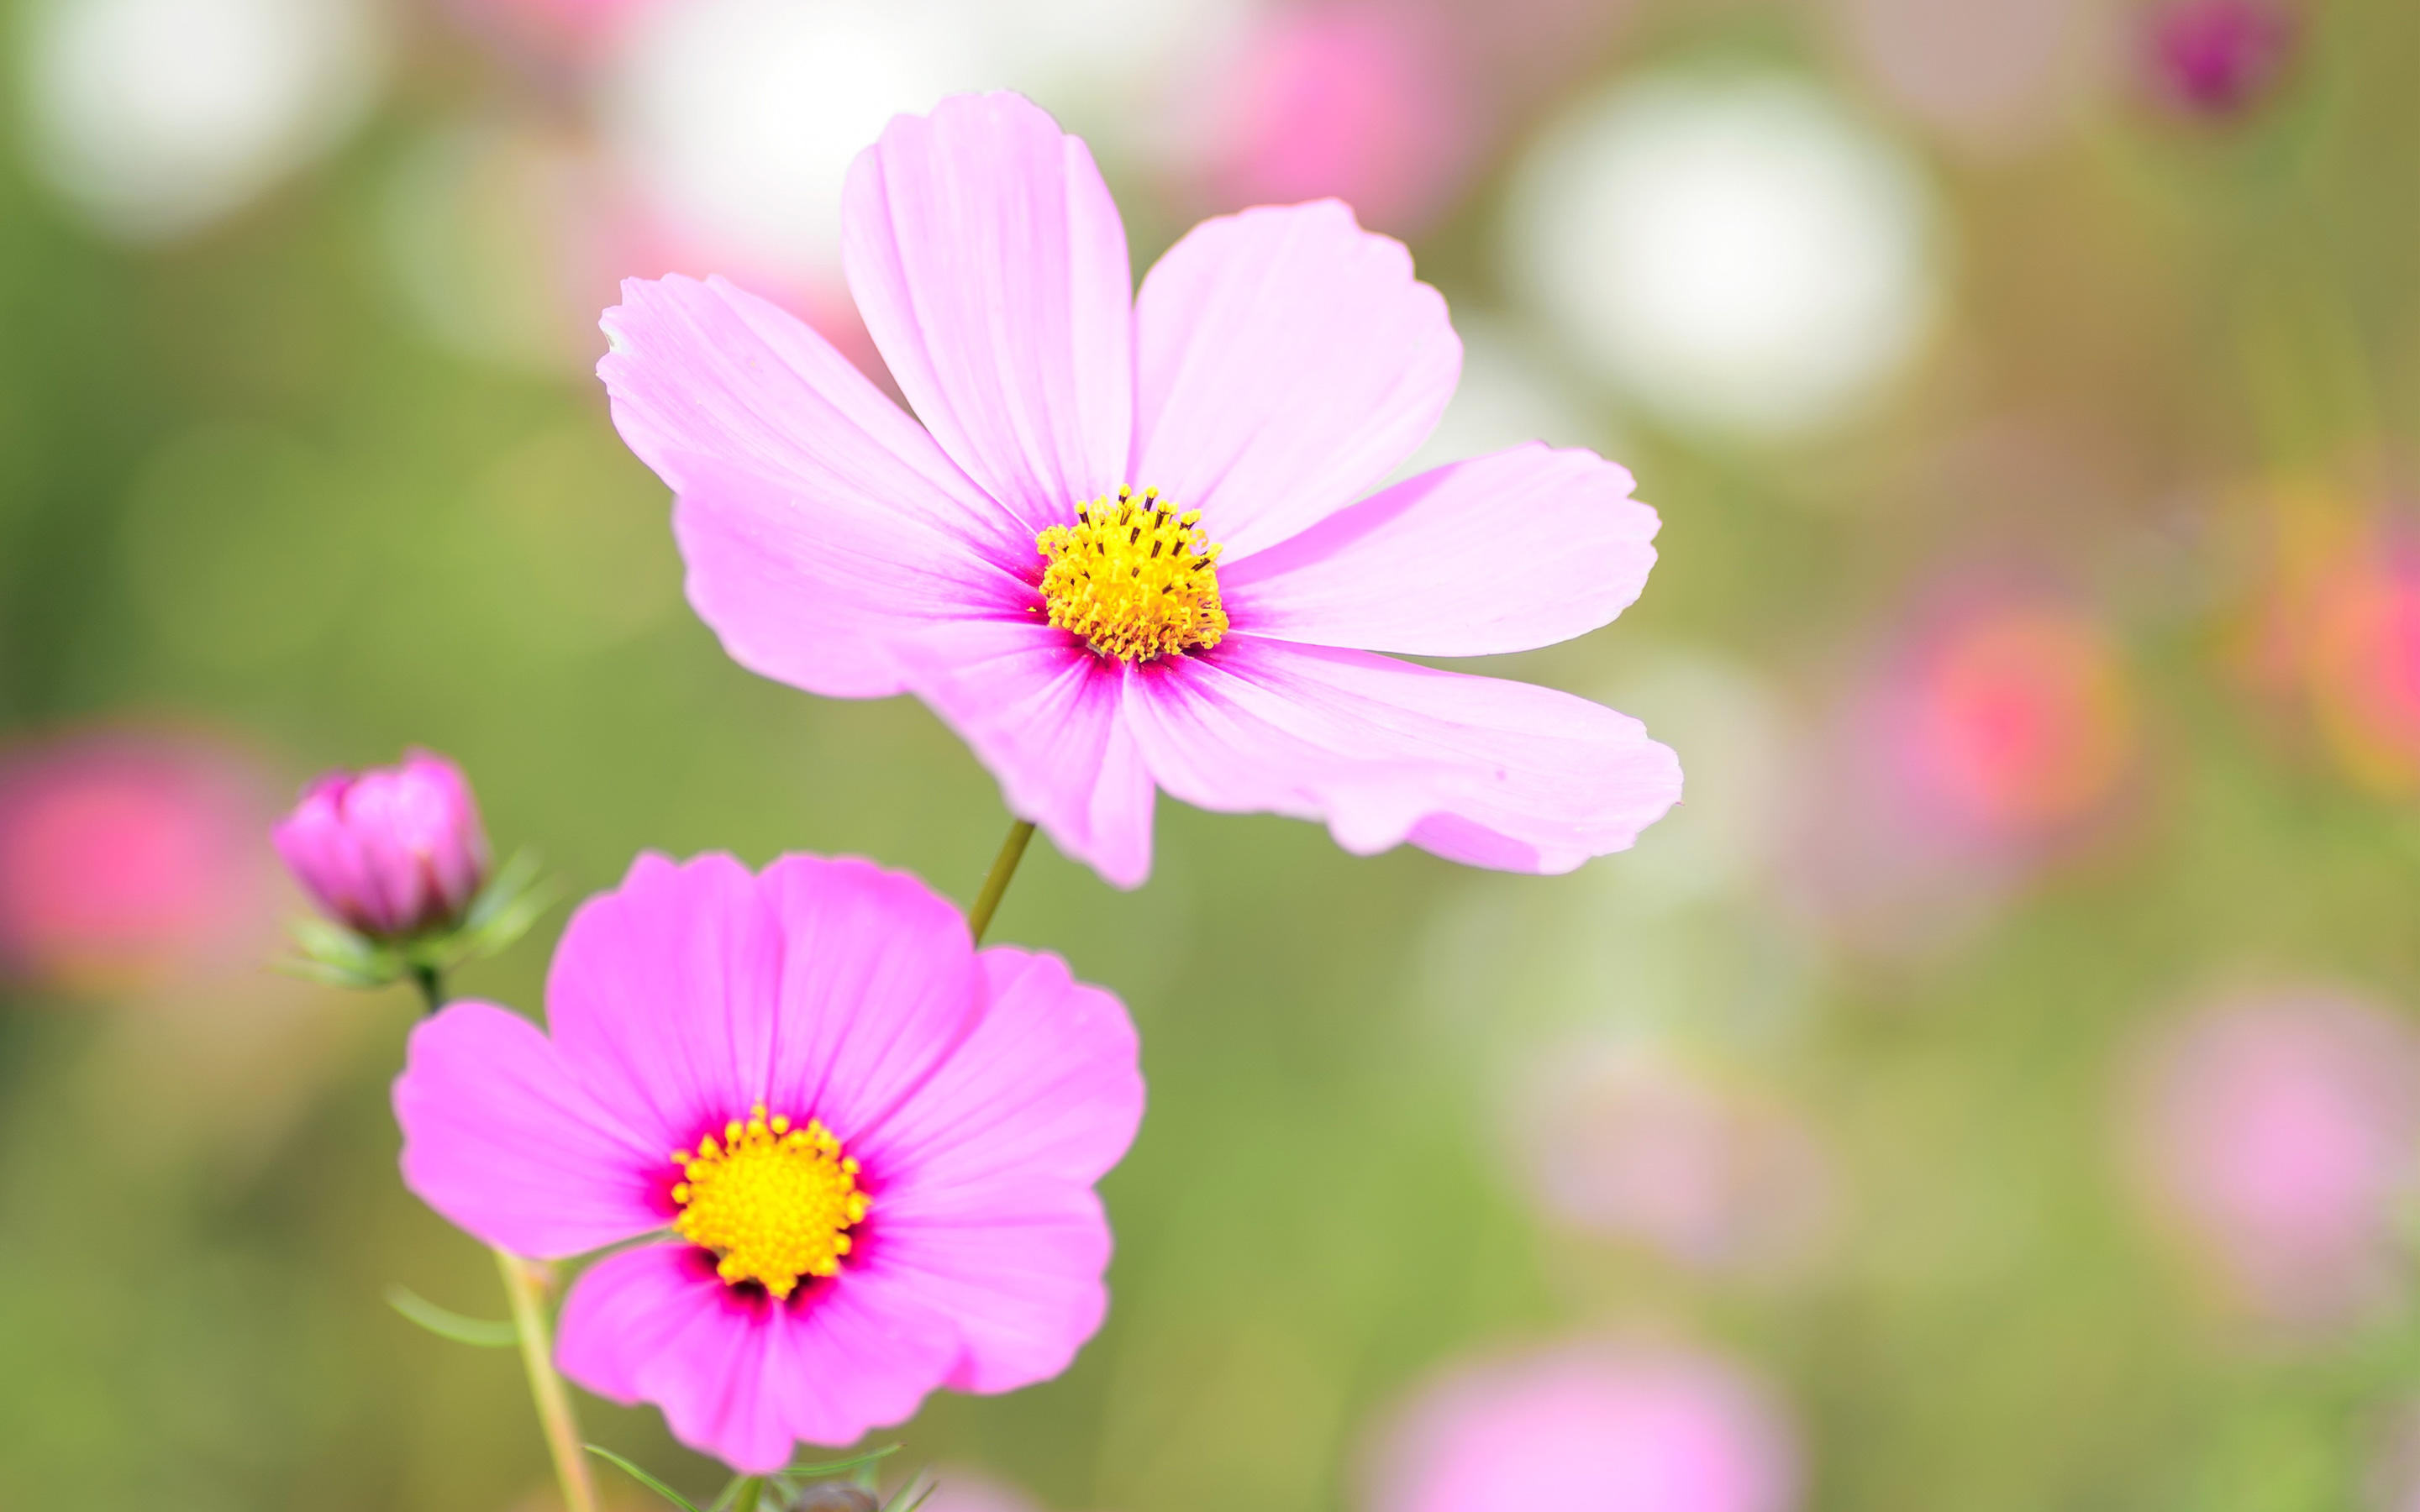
{"left": 544, "top": 853, "right": 784, "bottom": 1153}
{"left": 602, "top": 275, "right": 1023, "bottom": 700}
{"left": 1223, "top": 444, "right": 1660, "bottom": 656}
{"left": 844, "top": 92, "right": 1134, "bottom": 531}
{"left": 393, "top": 1002, "right": 666, "bottom": 1258}
{"left": 752, "top": 853, "right": 983, "bottom": 1142}
{"left": 556, "top": 1246, "right": 958, "bottom": 1471}
{"left": 1132, "top": 200, "right": 1460, "bottom": 560}
{"left": 857, "top": 947, "right": 1140, "bottom": 1392}
{"left": 897, "top": 622, "right": 1157, "bottom": 889}
{"left": 1128, "top": 636, "right": 1683, "bottom": 873}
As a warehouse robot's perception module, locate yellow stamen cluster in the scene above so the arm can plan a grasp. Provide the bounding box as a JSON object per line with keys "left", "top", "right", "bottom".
{"left": 1036, "top": 486, "right": 1228, "bottom": 662}
{"left": 670, "top": 1105, "right": 868, "bottom": 1299}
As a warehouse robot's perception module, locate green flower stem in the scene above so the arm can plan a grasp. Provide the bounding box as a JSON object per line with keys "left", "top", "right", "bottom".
{"left": 418, "top": 963, "right": 596, "bottom": 1512}
{"left": 965, "top": 818, "right": 1037, "bottom": 946}
{"left": 497, "top": 1247, "right": 600, "bottom": 1512}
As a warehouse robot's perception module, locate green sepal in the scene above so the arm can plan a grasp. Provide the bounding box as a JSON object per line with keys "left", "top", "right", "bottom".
{"left": 274, "top": 916, "right": 404, "bottom": 990}
{"left": 588, "top": 1446, "right": 709, "bottom": 1512}
{"left": 781, "top": 1445, "right": 899, "bottom": 1481}
{"left": 885, "top": 1480, "right": 939, "bottom": 1512}
{"left": 274, "top": 849, "right": 563, "bottom": 995}
{"left": 385, "top": 1284, "right": 519, "bottom": 1347}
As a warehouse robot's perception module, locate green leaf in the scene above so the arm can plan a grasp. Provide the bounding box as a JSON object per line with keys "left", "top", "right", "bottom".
{"left": 588, "top": 1446, "right": 709, "bottom": 1512}
{"left": 884, "top": 1479, "right": 939, "bottom": 1512}
{"left": 783, "top": 1445, "right": 901, "bottom": 1480}
{"left": 385, "top": 1284, "right": 520, "bottom": 1347}
{"left": 708, "top": 1473, "right": 762, "bottom": 1512}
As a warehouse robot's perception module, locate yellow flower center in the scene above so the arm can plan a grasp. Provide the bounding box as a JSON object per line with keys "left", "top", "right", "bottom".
{"left": 669, "top": 1105, "right": 868, "bottom": 1299}
{"left": 1036, "top": 486, "right": 1228, "bottom": 662}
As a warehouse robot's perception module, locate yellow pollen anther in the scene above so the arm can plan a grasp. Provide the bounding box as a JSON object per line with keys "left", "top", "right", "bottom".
{"left": 1036, "top": 486, "right": 1228, "bottom": 662}
{"left": 669, "top": 1102, "right": 868, "bottom": 1299}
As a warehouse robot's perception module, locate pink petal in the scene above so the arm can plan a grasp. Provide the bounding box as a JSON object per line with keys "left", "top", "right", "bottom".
{"left": 869, "top": 1184, "right": 1115, "bottom": 1394}
{"left": 844, "top": 92, "right": 1134, "bottom": 533}
{"left": 393, "top": 1002, "right": 668, "bottom": 1258}
{"left": 751, "top": 853, "right": 984, "bottom": 1142}
{"left": 1223, "top": 444, "right": 1660, "bottom": 656}
{"left": 601, "top": 275, "right": 1023, "bottom": 700}
{"left": 1128, "top": 636, "right": 1683, "bottom": 873}
{"left": 855, "top": 947, "right": 1141, "bottom": 1392}
{"left": 1131, "top": 200, "right": 1460, "bottom": 560}
{"left": 556, "top": 1245, "right": 958, "bottom": 1472}
{"left": 896, "top": 621, "right": 1157, "bottom": 889}
{"left": 544, "top": 853, "right": 785, "bottom": 1155}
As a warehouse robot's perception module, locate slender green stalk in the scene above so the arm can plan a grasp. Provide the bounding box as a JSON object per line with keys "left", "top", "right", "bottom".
{"left": 497, "top": 1248, "right": 601, "bottom": 1512}
{"left": 966, "top": 818, "right": 1037, "bottom": 946}
{"left": 418, "top": 964, "right": 597, "bottom": 1512}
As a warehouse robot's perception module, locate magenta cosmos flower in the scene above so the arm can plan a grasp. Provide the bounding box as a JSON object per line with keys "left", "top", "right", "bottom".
{"left": 600, "top": 91, "right": 1680, "bottom": 889}
{"left": 272, "top": 748, "right": 490, "bottom": 938}
{"left": 392, "top": 851, "right": 1142, "bottom": 1471}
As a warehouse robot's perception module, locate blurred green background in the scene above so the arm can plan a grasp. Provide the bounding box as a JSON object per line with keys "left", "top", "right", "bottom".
{"left": 8, "top": 0, "right": 2420, "bottom": 1508}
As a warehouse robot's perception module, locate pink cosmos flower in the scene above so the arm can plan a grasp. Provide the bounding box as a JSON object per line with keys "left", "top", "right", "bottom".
{"left": 392, "top": 851, "right": 1143, "bottom": 1471}
{"left": 0, "top": 726, "right": 275, "bottom": 991}
{"left": 1369, "top": 1342, "right": 1802, "bottom": 1512}
{"left": 272, "top": 748, "right": 491, "bottom": 938}
{"left": 2127, "top": 988, "right": 2420, "bottom": 1331}
{"left": 600, "top": 91, "right": 1680, "bottom": 889}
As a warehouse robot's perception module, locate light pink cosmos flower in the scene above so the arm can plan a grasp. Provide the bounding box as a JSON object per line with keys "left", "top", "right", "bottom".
{"left": 1369, "top": 1342, "right": 1802, "bottom": 1512}
{"left": 2128, "top": 988, "right": 2420, "bottom": 1331}
{"left": 272, "top": 748, "right": 491, "bottom": 938}
{"left": 600, "top": 91, "right": 1680, "bottom": 889}
{"left": 0, "top": 726, "right": 275, "bottom": 991}
{"left": 392, "top": 851, "right": 1143, "bottom": 1471}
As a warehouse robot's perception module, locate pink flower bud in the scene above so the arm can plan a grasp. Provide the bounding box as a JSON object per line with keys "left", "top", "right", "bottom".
{"left": 2147, "top": 0, "right": 2296, "bottom": 118}
{"left": 271, "top": 749, "right": 491, "bottom": 937}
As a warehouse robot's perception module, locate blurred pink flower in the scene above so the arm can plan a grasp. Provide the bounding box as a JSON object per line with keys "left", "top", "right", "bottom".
{"left": 1509, "top": 1045, "right": 1835, "bottom": 1278}
{"left": 1172, "top": 5, "right": 1486, "bottom": 238}
{"left": 1780, "top": 587, "right": 2144, "bottom": 962}
{"left": 273, "top": 748, "right": 490, "bottom": 938}
{"left": 1369, "top": 1342, "right": 1802, "bottom": 1512}
{"left": 2145, "top": 0, "right": 2296, "bottom": 117}
{"left": 0, "top": 726, "right": 276, "bottom": 992}
{"left": 393, "top": 851, "right": 1143, "bottom": 1471}
{"left": 2128, "top": 989, "right": 2420, "bottom": 1331}
{"left": 601, "top": 91, "right": 1679, "bottom": 888}
{"left": 1883, "top": 596, "right": 2140, "bottom": 843}
{"left": 2264, "top": 513, "right": 2420, "bottom": 797}
{"left": 439, "top": 0, "right": 655, "bottom": 64}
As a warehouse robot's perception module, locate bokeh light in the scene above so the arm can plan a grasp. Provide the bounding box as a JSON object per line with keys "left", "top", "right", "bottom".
{"left": 1504, "top": 71, "right": 1940, "bottom": 438}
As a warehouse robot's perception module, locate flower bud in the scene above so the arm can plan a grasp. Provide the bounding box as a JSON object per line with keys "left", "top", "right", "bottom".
{"left": 271, "top": 749, "right": 490, "bottom": 938}
{"left": 2146, "top": 0, "right": 2296, "bottom": 118}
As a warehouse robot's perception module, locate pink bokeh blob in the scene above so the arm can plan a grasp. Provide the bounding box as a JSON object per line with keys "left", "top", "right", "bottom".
{"left": 1370, "top": 1343, "right": 1801, "bottom": 1512}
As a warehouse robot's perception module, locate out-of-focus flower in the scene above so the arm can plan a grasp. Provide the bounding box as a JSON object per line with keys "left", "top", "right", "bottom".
{"left": 1881, "top": 596, "right": 2141, "bottom": 843}
{"left": 2249, "top": 505, "right": 2420, "bottom": 797}
{"left": 439, "top": 0, "right": 652, "bottom": 65}
{"left": 1826, "top": 0, "right": 2102, "bottom": 155}
{"left": 393, "top": 852, "right": 1144, "bottom": 1470}
{"left": 1161, "top": 4, "right": 1486, "bottom": 238}
{"left": 2127, "top": 988, "right": 2420, "bottom": 1331}
{"left": 0, "top": 727, "right": 276, "bottom": 992}
{"left": 21, "top": 0, "right": 386, "bottom": 241}
{"left": 1781, "top": 588, "right": 2144, "bottom": 961}
{"left": 272, "top": 749, "right": 488, "bottom": 940}
{"left": 2145, "top": 0, "right": 2296, "bottom": 118}
{"left": 1506, "top": 1041, "right": 1835, "bottom": 1278}
{"left": 1368, "top": 1342, "right": 1801, "bottom": 1512}
{"left": 602, "top": 92, "right": 1680, "bottom": 888}
{"left": 1504, "top": 72, "right": 1939, "bottom": 438}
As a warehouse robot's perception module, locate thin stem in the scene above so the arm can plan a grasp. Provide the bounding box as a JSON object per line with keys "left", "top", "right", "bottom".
{"left": 409, "top": 961, "right": 444, "bottom": 1017}
{"left": 965, "top": 818, "right": 1037, "bottom": 945}
{"left": 496, "top": 1248, "right": 600, "bottom": 1512}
